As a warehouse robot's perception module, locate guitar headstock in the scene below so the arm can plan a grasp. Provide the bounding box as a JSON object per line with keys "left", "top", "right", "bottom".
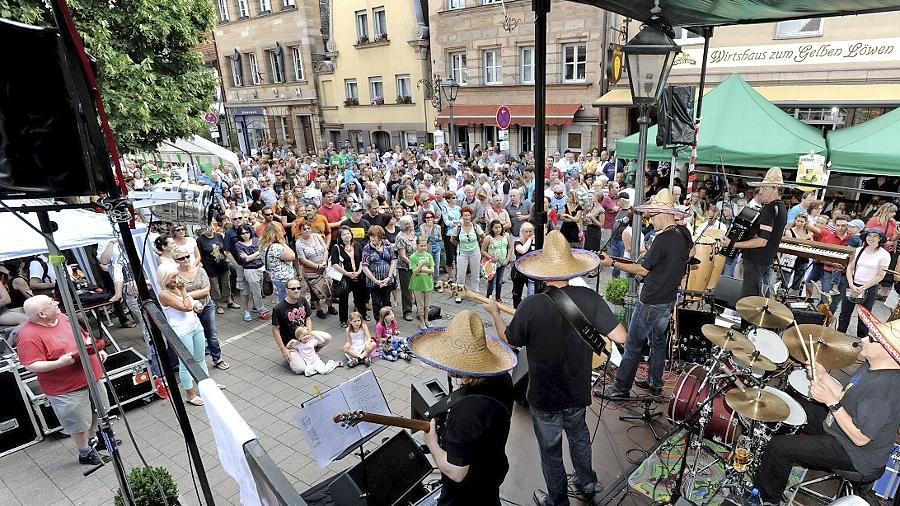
{"left": 333, "top": 411, "right": 365, "bottom": 427}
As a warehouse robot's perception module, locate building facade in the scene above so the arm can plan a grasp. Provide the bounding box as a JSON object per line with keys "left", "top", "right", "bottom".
{"left": 315, "top": 0, "right": 433, "bottom": 152}
{"left": 428, "top": 0, "right": 607, "bottom": 157}
{"left": 214, "top": 0, "right": 325, "bottom": 156}
{"left": 599, "top": 14, "right": 900, "bottom": 148}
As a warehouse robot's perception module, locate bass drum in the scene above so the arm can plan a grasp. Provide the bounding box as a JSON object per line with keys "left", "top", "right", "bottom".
{"left": 668, "top": 364, "right": 740, "bottom": 446}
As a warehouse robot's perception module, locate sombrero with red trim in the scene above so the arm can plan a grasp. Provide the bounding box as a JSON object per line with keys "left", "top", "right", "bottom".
{"left": 856, "top": 306, "right": 900, "bottom": 364}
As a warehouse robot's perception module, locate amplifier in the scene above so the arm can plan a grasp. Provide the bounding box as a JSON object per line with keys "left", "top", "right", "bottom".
{"left": 101, "top": 348, "right": 154, "bottom": 411}
{"left": 410, "top": 378, "right": 449, "bottom": 421}
{"left": 676, "top": 308, "right": 715, "bottom": 363}
{"left": 0, "top": 363, "right": 42, "bottom": 457}
{"left": 23, "top": 376, "right": 62, "bottom": 435}
{"left": 790, "top": 305, "right": 827, "bottom": 326}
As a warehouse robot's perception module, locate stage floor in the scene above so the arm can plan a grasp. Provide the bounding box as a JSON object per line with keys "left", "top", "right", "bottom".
{"left": 0, "top": 273, "right": 887, "bottom": 506}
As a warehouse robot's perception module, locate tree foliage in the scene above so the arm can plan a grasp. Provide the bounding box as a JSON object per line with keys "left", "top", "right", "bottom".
{"left": 0, "top": 0, "right": 217, "bottom": 154}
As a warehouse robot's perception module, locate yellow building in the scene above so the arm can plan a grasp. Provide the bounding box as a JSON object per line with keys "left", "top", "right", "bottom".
{"left": 316, "top": 0, "right": 435, "bottom": 151}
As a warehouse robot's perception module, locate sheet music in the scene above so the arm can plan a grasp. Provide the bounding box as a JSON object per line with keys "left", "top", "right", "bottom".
{"left": 294, "top": 370, "right": 391, "bottom": 468}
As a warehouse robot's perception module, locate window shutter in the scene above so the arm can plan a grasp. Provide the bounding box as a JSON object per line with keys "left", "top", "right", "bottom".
{"left": 275, "top": 43, "right": 286, "bottom": 80}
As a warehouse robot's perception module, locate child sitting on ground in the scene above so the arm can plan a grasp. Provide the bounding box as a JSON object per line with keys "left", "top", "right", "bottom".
{"left": 343, "top": 311, "right": 375, "bottom": 367}
{"left": 286, "top": 327, "right": 342, "bottom": 377}
{"left": 375, "top": 307, "right": 412, "bottom": 362}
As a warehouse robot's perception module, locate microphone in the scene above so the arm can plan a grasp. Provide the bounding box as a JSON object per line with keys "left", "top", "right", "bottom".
{"left": 852, "top": 340, "right": 862, "bottom": 348}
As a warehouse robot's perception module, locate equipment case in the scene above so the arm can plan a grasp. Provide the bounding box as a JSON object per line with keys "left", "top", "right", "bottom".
{"left": 0, "top": 362, "right": 42, "bottom": 457}
{"left": 101, "top": 347, "right": 154, "bottom": 411}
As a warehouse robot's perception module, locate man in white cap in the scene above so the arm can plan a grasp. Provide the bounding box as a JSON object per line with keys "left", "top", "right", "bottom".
{"left": 753, "top": 306, "right": 900, "bottom": 505}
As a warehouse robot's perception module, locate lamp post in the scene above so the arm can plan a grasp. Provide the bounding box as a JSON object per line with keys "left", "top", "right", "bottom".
{"left": 622, "top": 26, "right": 680, "bottom": 325}
{"left": 440, "top": 76, "right": 460, "bottom": 150}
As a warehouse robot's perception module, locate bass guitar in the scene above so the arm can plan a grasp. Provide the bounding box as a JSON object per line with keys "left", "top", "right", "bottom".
{"left": 445, "top": 281, "right": 516, "bottom": 315}
{"left": 333, "top": 411, "right": 432, "bottom": 432}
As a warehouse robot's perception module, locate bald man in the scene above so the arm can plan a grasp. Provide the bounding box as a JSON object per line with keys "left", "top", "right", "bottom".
{"left": 16, "top": 295, "right": 111, "bottom": 465}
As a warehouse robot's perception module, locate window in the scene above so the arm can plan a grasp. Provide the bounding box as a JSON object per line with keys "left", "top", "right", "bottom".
{"left": 230, "top": 57, "right": 243, "bottom": 87}
{"left": 259, "top": 0, "right": 270, "bottom": 13}
{"left": 449, "top": 52, "right": 467, "bottom": 84}
{"left": 562, "top": 43, "right": 587, "bottom": 82}
{"left": 345, "top": 79, "right": 358, "bottom": 100}
{"left": 673, "top": 26, "right": 704, "bottom": 45}
{"left": 520, "top": 47, "right": 534, "bottom": 84}
{"left": 520, "top": 126, "right": 534, "bottom": 153}
{"left": 282, "top": 0, "right": 294, "bottom": 6}
{"left": 774, "top": 18, "right": 823, "bottom": 39}
{"left": 396, "top": 74, "right": 411, "bottom": 98}
{"left": 484, "top": 125, "right": 498, "bottom": 146}
{"left": 402, "top": 131, "right": 418, "bottom": 149}
{"left": 355, "top": 10, "right": 369, "bottom": 42}
{"left": 566, "top": 132, "right": 583, "bottom": 153}
{"left": 248, "top": 53, "right": 261, "bottom": 85}
{"left": 483, "top": 49, "right": 501, "bottom": 85}
{"left": 279, "top": 117, "right": 290, "bottom": 143}
{"left": 449, "top": 0, "right": 465, "bottom": 8}
{"left": 268, "top": 50, "right": 283, "bottom": 83}
{"left": 237, "top": 0, "right": 249, "bottom": 18}
{"left": 217, "top": 0, "right": 229, "bottom": 21}
{"left": 291, "top": 47, "right": 304, "bottom": 81}
{"left": 373, "top": 7, "right": 387, "bottom": 37}
{"left": 369, "top": 76, "right": 384, "bottom": 100}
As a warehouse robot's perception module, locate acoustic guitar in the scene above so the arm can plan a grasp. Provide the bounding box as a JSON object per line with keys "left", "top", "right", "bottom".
{"left": 333, "top": 411, "right": 432, "bottom": 432}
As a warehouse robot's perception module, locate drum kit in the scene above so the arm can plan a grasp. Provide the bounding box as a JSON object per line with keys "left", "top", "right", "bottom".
{"left": 667, "top": 295, "right": 861, "bottom": 497}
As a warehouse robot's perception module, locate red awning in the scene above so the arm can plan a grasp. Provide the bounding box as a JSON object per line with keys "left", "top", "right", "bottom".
{"left": 435, "top": 104, "right": 582, "bottom": 127}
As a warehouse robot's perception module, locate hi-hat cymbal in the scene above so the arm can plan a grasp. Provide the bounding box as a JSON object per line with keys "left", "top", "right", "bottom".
{"left": 730, "top": 347, "right": 779, "bottom": 371}
{"left": 725, "top": 388, "right": 790, "bottom": 422}
{"left": 783, "top": 324, "right": 860, "bottom": 369}
{"left": 736, "top": 296, "right": 794, "bottom": 329}
{"left": 701, "top": 324, "right": 754, "bottom": 352}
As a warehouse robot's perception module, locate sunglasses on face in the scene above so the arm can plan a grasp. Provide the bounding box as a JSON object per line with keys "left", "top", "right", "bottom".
{"left": 263, "top": 213, "right": 273, "bottom": 217}
{"left": 174, "top": 256, "right": 190, "bottom": 262}
{"left": 174, "top": 228, "right": 186, "bottom": 232}
{"left": 287, "top": 286, "right": 303, "bottom": 291}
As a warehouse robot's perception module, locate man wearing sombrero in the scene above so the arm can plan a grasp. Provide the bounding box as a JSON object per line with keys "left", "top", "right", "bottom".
{"left": 719, "top": 167, "right": 789, "bottom": 298}
{"left": 753, "top": 306, "right": 900, "bottom": 505}
{"left": 598, "top": 188, "right": 693, "bottom": 398}
{"left": 408, "top": 310, "right": 518, "bottom": 505}
{"left": 484, "top": 231, "right": 626, "bottom": 506}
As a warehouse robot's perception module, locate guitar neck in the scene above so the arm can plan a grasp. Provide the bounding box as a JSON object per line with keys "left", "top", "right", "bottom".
{"left": 460, "top": 290, "right": 516, "bottom": 315}
{"left": 334, "top": 412, "right": 432, "bottom": 432}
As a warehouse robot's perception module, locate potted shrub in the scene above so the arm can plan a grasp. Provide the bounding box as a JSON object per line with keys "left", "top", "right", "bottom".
{"left": 396, "top": 95, "right": 412, "bottom": 104}
{"left": 343, "top": 97, "right": 359, "bottom": 107}
{"left": 604, "top": 277, "right": 627, "bottom": 306}
{"left": 115, "top": 466, "right": 180, "bottom": 506}
{"left": 370, "top": 96, "right": 385, "bottom": 106}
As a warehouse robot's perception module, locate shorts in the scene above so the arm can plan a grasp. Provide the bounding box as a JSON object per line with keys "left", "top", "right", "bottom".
{"left": 234, "top": 265, "right": 246, "bottom": 291}
{"left": 47, "top": 382, "right": 109, "bottom": 435}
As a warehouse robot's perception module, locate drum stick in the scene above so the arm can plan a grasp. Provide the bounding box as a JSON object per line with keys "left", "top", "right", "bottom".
{"left": 792, "top": 321, "right": 812, "bottom": 365}
{"left": 809, "top": 334, "right": 817, "bottom": 383}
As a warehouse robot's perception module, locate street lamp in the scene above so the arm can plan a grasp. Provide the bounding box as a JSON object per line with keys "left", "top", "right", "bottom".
{"left": 440, "top": 76, "right": 460, "bottom": 150}
{"left": 621, "top": 25, "right": 680, "bottom": 325}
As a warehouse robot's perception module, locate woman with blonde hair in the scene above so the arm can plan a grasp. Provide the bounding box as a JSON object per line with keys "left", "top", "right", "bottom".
{"left": 157, "top": 262, "right": 210, "bottom": 406}
{"left": 259, "top": 223, "right": 296, "bottom": 303}
{"left": 173, "top": 245, "right": 229, "bottom": 370}
{"left": 866, "top": 203, "right": 898, "bottom": 246}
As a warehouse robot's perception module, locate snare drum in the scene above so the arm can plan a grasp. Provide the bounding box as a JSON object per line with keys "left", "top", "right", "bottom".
{"left": 668, "top": 364, "right": 740, "bottom": 446}
{"left": 762, "top": 386, "right": 808, "bottom": 431}
{"left": 788, "top": 369, "right": 812, "bottom": 398}
{"left": 747, "top": 328, "right": 789, "bottom": 364}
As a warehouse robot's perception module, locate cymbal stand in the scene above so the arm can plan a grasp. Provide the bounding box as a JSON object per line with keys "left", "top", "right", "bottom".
{"left": 619, "top": 396, "right": 664, "bottom": 440}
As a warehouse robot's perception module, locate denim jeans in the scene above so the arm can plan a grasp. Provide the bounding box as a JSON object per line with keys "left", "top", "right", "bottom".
{"left": 723, "top": 254, "right": 739, "bottom": 278}
{"left": 198, "top": 302, "right": 223, "bottom": 363}
{"left": 615, "top": 300, "right": 675, "bottom": 392}
{"left": 609, "top": 239, "right": 625, "bottom": 278}
{"left": 486, "top": 264, "right": 506, "bottom": 300}
{"left": 176, "top": 324, "right": 209, "bottom": 390}
{"left": 531, "top": 407, "right": 597, "bottom": 506}
{"left": 272, "top": 279, "right": 288, "bottom": 304}
{"left": 829, "top": 272, "right": 848, "bottom": 313}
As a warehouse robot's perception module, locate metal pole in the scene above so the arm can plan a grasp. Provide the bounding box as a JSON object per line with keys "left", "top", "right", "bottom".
{"left": 669, "top": 148, "right": 677, "bottom": 192}
{"left": 449, "top": 101, "right": 455, "bottom": 152}
{"left": 532, "top": 0, "right": 550, "bottom": 248}
{"left": 625, "top": 108, "right": 650, "bottom": 325}
{"left": 37, "top": 211, "right": 135, "bottom": 505}
{"left": 695, "top": 29, "right": 712, "bottom": 125}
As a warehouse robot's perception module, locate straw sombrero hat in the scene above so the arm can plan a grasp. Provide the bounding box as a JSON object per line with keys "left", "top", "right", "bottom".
{"left": 408, "top": 310, "right": 517, "bottom": 377}
{"left": 633, "top": 189, "right": 687, "bottom": 217}
{"left": 515, "top": 230, "right": 600, "bottom": 281}
{"left": 748, "top": 167, "right": 787, "bottom": 187}
{"left": 856, "top": 307, "right": 900, "bottom": 364}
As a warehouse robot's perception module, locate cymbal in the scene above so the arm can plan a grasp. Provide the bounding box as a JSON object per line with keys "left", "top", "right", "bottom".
{"left": 736, "top": 296, "right": 793, "bottom": 329}
{"left": 730, "top": 347, "right": 779, "bottom": 372}
{"left": 725, "top": 388, "right": 790, "bottom": 423}
{"left": 701, "top": 324, "right": 754, "bottom": 352}
{"left": 783, "top": 324, "right": 860, "bottom": 369}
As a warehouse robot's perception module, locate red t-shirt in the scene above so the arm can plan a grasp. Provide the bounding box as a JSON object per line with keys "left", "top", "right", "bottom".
{"left": 820, "top": 230, "right": 851, "bottom": 272}
{"left": 17, "top": 314, "right": 104, "bottom": 396}
{"left": 318, "top": 203, "right": 346, "bottom": 239}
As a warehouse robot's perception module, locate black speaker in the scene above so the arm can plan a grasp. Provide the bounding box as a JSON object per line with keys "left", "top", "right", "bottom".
{"left": 0, "top": 364, "right": 42, "bottom": 457}
{"left": 676, "top": 308, "right": 716, "bottom": 363}
{"left": 328, "top": 431, "right": 432, "bottom": 506}
{"left": 713, "top": 275, "right": 743, "bottom": 309}
{"left": 792, "top": 305, "right": 827, "bottom": 326}
{"left": 656, "top": 85, "right": 696, "bottom": 147}
{"left": 410, "top": 378, "right": 449, "bottom": 421}
{"left": 0, "top": 18, "right": 110, "bottom": 198}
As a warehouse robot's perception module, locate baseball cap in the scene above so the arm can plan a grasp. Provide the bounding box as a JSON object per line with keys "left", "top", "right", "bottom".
{"left": 618, "top": 191, "right": 630, "bottom": 200}
{"left": 849, "top": 219, "right": 865, "bottom": 229}
{"left": 350, "top": 203, "right": 364, "bottom": 212}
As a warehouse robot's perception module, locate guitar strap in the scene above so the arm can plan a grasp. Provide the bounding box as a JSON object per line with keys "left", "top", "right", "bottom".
{"left": 543, "top": 286, "right": 611, "bottom": 359}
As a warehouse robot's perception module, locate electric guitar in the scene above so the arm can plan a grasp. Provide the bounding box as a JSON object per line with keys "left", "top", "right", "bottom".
{"left": 333, "top": 411, "right": 432, "bottom": 432}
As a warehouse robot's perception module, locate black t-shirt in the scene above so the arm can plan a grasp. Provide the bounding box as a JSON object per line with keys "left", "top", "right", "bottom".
{"left": 506, "top": 286, "right": 619, "bottom": 411}
{"left": 824, "top": 362, "right": 900, "bottom": 474}
{"left": 271, "top": 297, "right": 313, "bottom": 345}
{"left": 340, "top": 218, "right": 371, "bottom": 246}
{"left": 196, "top": 234, "right": 229, "bottom": 276}
{"left": 639, "top": 225, "right": 692, "bottom": 304}
{"left": 365, "top": 212, "right": 391, "bottom": 229}
{"left": 439, "top": 374, "right": 514, "bottom": 506}
{"left": 743, "top": 201, "right": 787, "bottom": 266}
{"left": 559, "top": 204, "right": 583, "bottom": 243}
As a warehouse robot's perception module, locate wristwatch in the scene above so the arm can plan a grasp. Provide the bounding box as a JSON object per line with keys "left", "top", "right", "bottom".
{"left": 828, "top": 401, "right": 842, "bottom": 413}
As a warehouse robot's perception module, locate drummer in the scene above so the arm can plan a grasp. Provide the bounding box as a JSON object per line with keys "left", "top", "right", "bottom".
{"left": 599, "top": 189, "right": 692, "bottom": 398}
{"left": 692, "top": 203, "right": 727, "bottom": 241}
{"left": 753, "top": 306, "right": 900, "bottom": 505}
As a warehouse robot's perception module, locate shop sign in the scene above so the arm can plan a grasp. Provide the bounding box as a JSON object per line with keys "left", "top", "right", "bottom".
{"left": 674, "top": 37, "right": 900, "bottom": 69}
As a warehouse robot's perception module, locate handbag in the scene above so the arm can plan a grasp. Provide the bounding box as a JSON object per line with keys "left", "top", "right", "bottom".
{"left": 331, "top": 276, "right": 350, "bottom": 297}
{"left": 325, "top": 264, "right": 343, "bottom": 281}
{"left": 262, "top": 246, "right": 274, "bottom": 297}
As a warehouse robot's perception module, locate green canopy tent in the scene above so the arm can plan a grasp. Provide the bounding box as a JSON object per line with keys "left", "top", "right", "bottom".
{"left": 827, "top": 107, "right": 900, "bottom": 176}
{"left": 615, "top": 73, "right": 827, "bottom": 168}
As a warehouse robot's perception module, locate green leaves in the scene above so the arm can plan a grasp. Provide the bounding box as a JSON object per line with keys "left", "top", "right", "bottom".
{"left": 1, "top": 0, "right": 217, "bottom": 154}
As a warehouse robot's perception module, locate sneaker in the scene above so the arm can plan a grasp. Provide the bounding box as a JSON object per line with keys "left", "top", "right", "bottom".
{"left": 328, "top": 306, "right": 339, "bottom": 315}
{"left": 316, "top": 310, "right": 327, "bottom": 319}
{"left": 259, "top": 311, "right": 270, "bottom": 321}
{"left": 572, "top": 481, "right": 604, "bottom": 505}
{"left": 594, "top": 384, "right": 630, "bottom": 400}
{"left": 399, "top": 351, "right": 411, "bottom": 362}
{"left": 419, "top": 323, "right": 428, "bottom": 330}
{"left": 533, "top": 490, "right": 550, "bottom": 506}
{"left": 340, "top": 321, "right": 349, "bottom": 328}
{"left": 404, "top": 313, "right": 414, "bottom": 321}
{"left": 336, "top": 361, "right": 344, "bottom": 368}
{"left": 635, "top": 379, "right": 663, "bottom": 396}
{"left": 242, "top": 311, "right": 252, "bottom": 322}
{"left": 346, "top": 358, "right": 359, "bottom": 368}
{"left": 362, "top": 314, "right": 371, "bottom": 321}
{"left": 384, "top": 354, "right": 398, "bottom": 362}
{"left": 363, "top": 357, "right": 372, "bottom": 367}
{"left": 455, "top": 297, "right": 462, "bottom": 304}
{"left": 79, "top": 451, "right": 111, "bottom": 466}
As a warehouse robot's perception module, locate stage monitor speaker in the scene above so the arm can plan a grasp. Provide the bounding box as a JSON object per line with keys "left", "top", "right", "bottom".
{"left": 328, "top": 431, "right": 432, "bottom": 506}
{"left": 792, "top": 306, "right": 827, "bottom": 326}
{"left": 0, "top": 19, "right": 110, "bottom": 198}
{"left": 0, "top": 363, "right": 43, "bottom": 458}
{"left": 656, "top": 85, "right": 696, "bottom": 147}
{"left": 713, "top": 275, "right": 743, "bottom": 309}
{"left": 410, "top": 378, "right": 449, "bottom": 421}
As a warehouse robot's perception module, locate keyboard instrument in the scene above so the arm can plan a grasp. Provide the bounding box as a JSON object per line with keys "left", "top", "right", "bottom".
{"left": 778, "top": 237, "right": 854, "bottom": 267}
